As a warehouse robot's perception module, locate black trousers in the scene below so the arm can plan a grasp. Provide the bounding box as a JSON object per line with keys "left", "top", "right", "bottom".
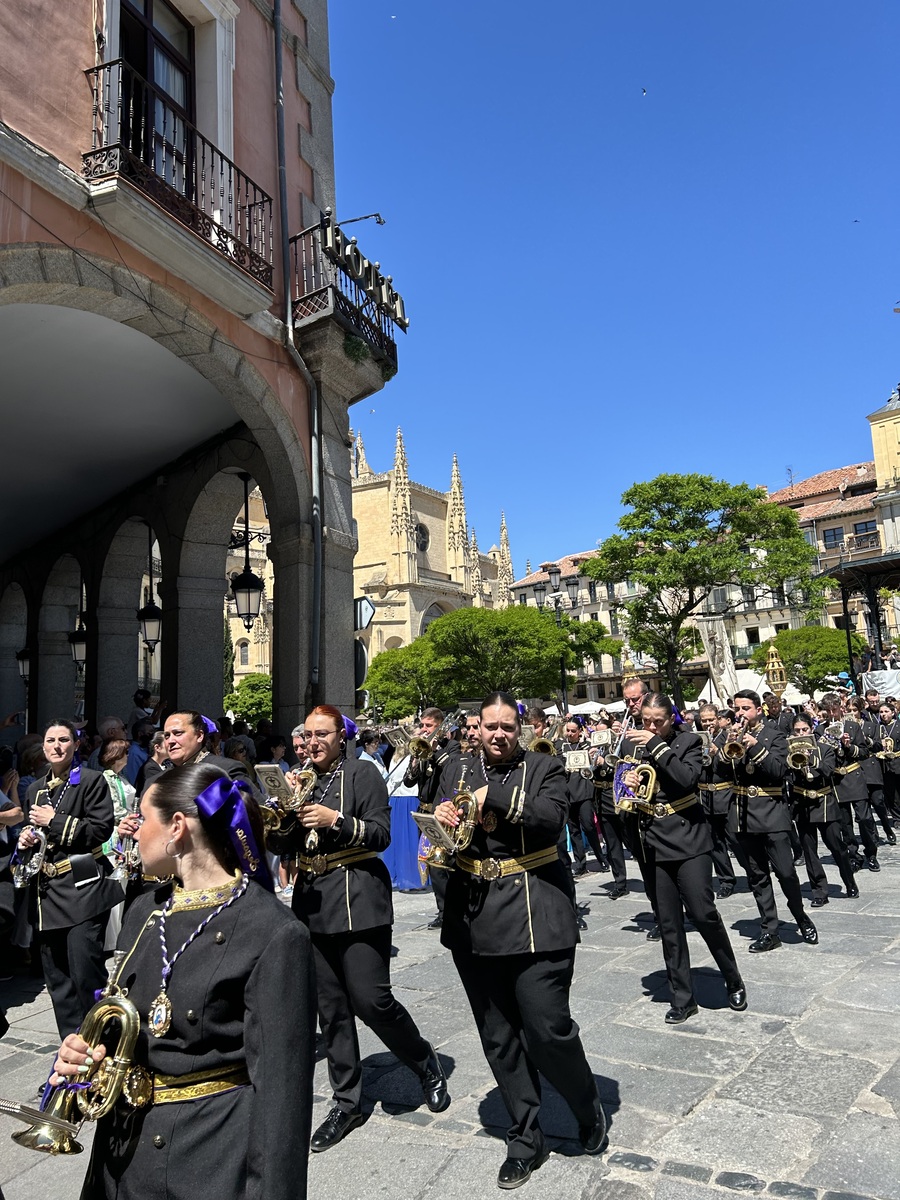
{"left": 431, "top": 865, "right": 448, "bottom": 914}
{"left": 838, "top": 800, "right": 878, "bottom": 859}
{"left": 736, "top": 830, "right": 806, "bottom": 936}
{"left": 311, "top": 926, "right": 431, "bottom": 1113}
{"left": 39, "top": 912, "right": 110, "bottom": 1038}
{"left": 706, "top": 810, "right": 748, "bottom": 887}
{"left": 797, "top": 816, "right": 855, "bottom": 899}
{"left": 452, "top": 945, "right": 601, "bottom": 1161}
{"left": 884, "top": 773, "right": 900, "bottom": 818}
{"left": 650, "top": 851, "right": 742, "bottom": 1009}
{"left": 567, "top": 801, "right": 605, "bottom": 870}
{"left": 598, "top": 806, "right": 629, "bottom": 887}
{"left": 867, "top": 784, "right": 894, "bottom": 840}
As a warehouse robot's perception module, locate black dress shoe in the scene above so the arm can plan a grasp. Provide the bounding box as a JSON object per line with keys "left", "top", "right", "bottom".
{"left": 748, "top": 932, "right": 782, "bottom": 953}
{"left": 497, "top": 1151, "right": 549, "bottom": 1189}
{"left": 427, "top": 914, "right": 443, "bottom": 929}
{"left": 665, "top": 1002, "right": 699, "bottom": 1025}
{"left": 420, "top": 1044, "right": 450, "bottom": 1113}
{"left": 310, "top": 1106, "right": 364, "bottom": 1152}
{"left": 646, "top": 923, "right": 661, "bottom": 941}
{"left": 886, "top": 834, "right": 897, "bottom": 846}
{"left": 577, "top": 915, "right": 588, "bottom": 930}
{"left": 865, "top": 857, "right": 881, "bottom": 873}
{"left": 845, "top": 885, "right": 860, "bottom": 898}
{"left": 598, "top": 858, "right": 611, "bottom": 873}
{"left": 727, "top": 984, "right": 748, "bottom": 1011}
{"left": 798, "top": 916, "right": 818, "bottom": 945}
{"left": 608, "top": 884, "right": 627, "bottom": 899}
{"left": 572, "top": 866, "right": 588, "bottom": 879}
{"left": 579, "top": 1108, "right": 608, "bottom": 1154}
{"left": 811, "top": 896, "right": 829, "bottom": 908}
{"left": 716, "top": 882, "right": 735, "bottom": 899}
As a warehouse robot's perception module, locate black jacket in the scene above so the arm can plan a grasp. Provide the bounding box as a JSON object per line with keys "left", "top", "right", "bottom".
{"left": 789, "top": 733, "right": 839, "bottom": 824}
{"left": 25, "top": 767, "right": 121, "bottom": 932}
{"left": 437, "top": 750, "right": 578, "bottom": 956}
{"left": 700, "top": 729, "right": 734, "bottom": 817}
{"left": 726, "top": 721, "right": 791, "bottom": 835}
{"left": 560, "top": 739, "right": 595, "bottom": 807}
{"left": 877, "top": 718, "right": 900, "bottom": 777}
{"left": 829, "top": 720, "right": 869, "bottom": 803}
{"left": 404, "top": 739, "right": 462, "bottom": 811}
{"left": 622, "top": 731, "right": 709, "bottom": 861}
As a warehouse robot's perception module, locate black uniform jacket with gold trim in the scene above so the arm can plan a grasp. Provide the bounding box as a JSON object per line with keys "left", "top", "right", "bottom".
{"left": 767, "top": 710, "right": 795, "bottom": 736}
{"left": 437, "top": 750, "right": 579, "bottom": 957}
{"left": 276, "top": 757, "right": 393, "bottom": 936}
{"left": 404, "top": 738, "right": 462, "bottom": 811}
{"left": 84, "top": 879, "right": 315, "bottom": 1200}
{"left": 560, "top": 738, "right": 595, "bottom": 807}
{"left": 726, "top": 721, "right": 790, "bottom": 836}
{"left": 700, "top": 729, "right": 734, "bottom": 817}
{"left": 857, "top": 714, "right": 883, "bottom": 786}
{"left": 877, "top": 719, "right": 900, "bottom": 777}
{"left": 25, "top": 767, "right": 121, "bottom": 932}
{"left": 622, "top": 731, "right": 709, "bottom": 861}
{"left": 790, "top": 735, "right": 839, "bottom": 824}
{"left": 830, "top": 720, "right": 869, "bottom": 803}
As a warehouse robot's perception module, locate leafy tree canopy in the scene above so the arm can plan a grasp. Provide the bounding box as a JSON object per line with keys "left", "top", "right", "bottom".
{"left": 580, "top": 474, "right": 830, "bottom": 703}
{"left": 224, "top": 672, "right": 272, "bottom": 725}
{"left": 365, "top": 605, "right": 620, "bottom": 720}
{"left": 751, "top": 626, "right": 865, "bottom": 694}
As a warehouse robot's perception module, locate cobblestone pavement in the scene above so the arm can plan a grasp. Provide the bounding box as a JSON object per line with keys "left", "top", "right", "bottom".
{"left": 2, "top": 845, "right": 899, "bottom": 1200}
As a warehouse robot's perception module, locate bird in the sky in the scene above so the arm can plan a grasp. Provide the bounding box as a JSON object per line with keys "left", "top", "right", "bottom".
{"left": 642, "top": 88, "right": 647, "bottom": 96}
{"left": 852, "top": 218, "right": 860, "bottom": 223}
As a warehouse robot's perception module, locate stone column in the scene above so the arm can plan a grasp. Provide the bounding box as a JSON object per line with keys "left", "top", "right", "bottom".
{"left": 36, "top": 630, "right": 76, "bottom": 730}
{"left": 95, "top": 607, "right": 143, "bottom": 727}
{"left": 175, "top": 575, "right": 229, "bottom": 717}
{"left": 268, "top": 529, "right": 312, "bottom": 731}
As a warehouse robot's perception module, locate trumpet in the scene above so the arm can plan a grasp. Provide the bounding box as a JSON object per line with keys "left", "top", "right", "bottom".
{"left": 531, "top": 719, "right": 564, "bottom": 756}
{"left": 12, "top": 828, "right": 48, "bottom": 889}
{"left": 424, "top": 787, "right": 478, "bottom": 871}
{"left": 0, "top": 980, "right": 145, "bottom": 1155}
{"left": 787, "top": 736, "right": 817, "bottom": 781}
{"left": 262, "top": 761, "right": 317, "bottom": 835}
{"left": 409, "top": 712, "right": 459, "bottom": 761}
{"left": 722, "top": 719, "right": 748, "bottom": 761}
{"left": 604, "top": 715, "right": 633, "bottom": 768}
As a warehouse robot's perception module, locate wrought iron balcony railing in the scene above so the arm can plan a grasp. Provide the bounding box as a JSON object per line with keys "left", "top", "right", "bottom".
{"left": 290, "top": 220, "right": 399, "bottom": 368}
{"left": 84, "top": 61, "right": 273, "bottom": 289}
{"left": 846, "top": 532, "right": 881, "bottom": 553}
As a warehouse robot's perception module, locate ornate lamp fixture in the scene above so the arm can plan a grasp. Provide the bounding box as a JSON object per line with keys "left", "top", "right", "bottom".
{"left": 137, "top": 524, "right": 163, "bottom": 652}
{"left": 764, "top": 644, "right": 788, "bottom": 697}
{"left": 231, "top": 473, "right": 265, "bottom": 632}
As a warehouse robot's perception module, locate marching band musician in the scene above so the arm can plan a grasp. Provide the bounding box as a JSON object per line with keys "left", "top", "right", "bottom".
{"left": 157, "top": 712, "right": 257, "bottom": 791}
{"left": 726, "top": 691, "right": 819, "bottom": 953}
{"left": 848, "top": 696, "right": 896, "bottom": 845}
{"left": 697, "top": 703, "right": 742, "bottom": 899}
{"left": 620, "top": 695, "right": 746, "bottom": 1024}
{"left": 876, "top": 701, "right": 900, "bottom": 828}
{"left": 17, "top": 720, "right": 122, "bottom": 1037}
{"left": 789, "top": 713, "right": 858, "bottom": 905}
{"left": 404, "top": 706, "right": 462, "bottom": 929}
{"left": 435, "top": 691, "right": 606, "bottom": 1189}
{"left": 561, "top": 718, "right": 607, "bottom": 879}
{"left": 818, "top": 693, "right": 880, "bottom": 873}
{"left": 762, "top": 692, "right": 795, "bottom": 735}
{"left": 463, "top": 712, "right": 482, "bottom": 754}
{"left": 272, "top": 704, "right": 449, "bottom": 1153}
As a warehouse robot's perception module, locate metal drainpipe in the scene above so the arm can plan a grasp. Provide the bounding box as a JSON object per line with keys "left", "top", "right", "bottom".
{"left": 273, "top": 0, "right": 323, "bottom": 707}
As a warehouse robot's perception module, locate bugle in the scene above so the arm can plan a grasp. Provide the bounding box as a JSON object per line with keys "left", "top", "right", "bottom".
{"left": 531, "top": 719, "right": 564, "bottom": 755}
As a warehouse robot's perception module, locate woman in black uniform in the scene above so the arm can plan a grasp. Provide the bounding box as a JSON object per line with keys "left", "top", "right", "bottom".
{"left": 790, "top": 713, "right": 858, "bottom": 904}
{"left": 560, "top": 718, "right": 607, "bottom": 878}
{"left": 436, "top": 691, "right": 605, "bottom": 1190}
{"left": 620, "top": 694, "right": 746, "bottom": 1025}
{"left": 51, "top": 761, "right": 315, "bottom": 1200}
{"left": 18, "top": 719, "right": 122, "bottom": 1037}
{"left": 275, "top": 704, "right": 448, "bottom": 1153}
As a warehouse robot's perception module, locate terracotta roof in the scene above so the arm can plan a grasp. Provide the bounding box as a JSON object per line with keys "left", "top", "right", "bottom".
{"left": 768, "top": 462, "right": 876, "bottom": 504}
{"left": 512, "top": 550, "right": 599, "bottom": 589}
{"left": 791, "top": 494, "right": 875, "bottom": 524}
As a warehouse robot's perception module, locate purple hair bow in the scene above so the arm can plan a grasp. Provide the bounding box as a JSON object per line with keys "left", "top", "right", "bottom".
{"left": 342, "top": 716, "right": 358, "bottom": 740}
{"left": 200, "top": 715, "right": 219, "bottom": 736}
{"left": 195, "top": 777, "right": 274, "bottom": 891}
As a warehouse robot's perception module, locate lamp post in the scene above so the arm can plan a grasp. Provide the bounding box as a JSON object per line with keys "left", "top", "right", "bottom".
{"left": 68, "top": 570, "right": 87, "bottom": 672}
{"left": 231, "top": 473, "right": 265, "bottom": 632}
{"left": 137, "top": 524, "right": 163, "bottom": 654}
{"left": 534, "top": 567, "right": 579, "bottom": 716}
{"left": 16, "top": 647, "right": 31, "bottom": 734}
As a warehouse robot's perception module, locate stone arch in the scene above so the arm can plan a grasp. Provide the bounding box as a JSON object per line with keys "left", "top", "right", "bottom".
{"left": 420, "top": 602, "right": 452, "bottom": 636}
{"left": 37, "top": 554, "right": 82, "bottom": 729}
{"left": 383, "top": 636, "right": 404, "bottom": 651}
{"left": 0, "top": 582, "right": 28, "bottom": 745}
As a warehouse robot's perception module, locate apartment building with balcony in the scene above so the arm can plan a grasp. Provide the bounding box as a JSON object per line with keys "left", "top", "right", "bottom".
{"left": 0, "top": 0, "right": 404, "bottom": 735}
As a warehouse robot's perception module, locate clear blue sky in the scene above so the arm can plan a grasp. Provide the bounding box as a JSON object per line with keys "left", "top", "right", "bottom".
{"left": 329, "top": 1, "right": 899, "bottom": 579}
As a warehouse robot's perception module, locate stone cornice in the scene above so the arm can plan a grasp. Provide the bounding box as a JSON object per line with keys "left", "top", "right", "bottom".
{"left": 245, "top": 0, "right": 335, "bottom": 95}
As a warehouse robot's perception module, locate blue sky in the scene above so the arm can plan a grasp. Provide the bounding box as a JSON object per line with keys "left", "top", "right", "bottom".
{"left": 329, "top": 1, "right": 899, "bottom": 578}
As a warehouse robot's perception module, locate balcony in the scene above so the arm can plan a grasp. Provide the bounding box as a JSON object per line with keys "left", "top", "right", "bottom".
{"left": 83, "top": 61, "right": 274, "bottom": 317}
{"left": 290, "top": 214, "right": 405, "bottom": 372}
{"left": 846, "top": 532, "right": 881, "bottom": 553}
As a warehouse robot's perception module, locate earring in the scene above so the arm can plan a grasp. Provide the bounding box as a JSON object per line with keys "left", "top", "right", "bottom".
{"left": 165, "top": 838, "right": 183, "bottom": 859}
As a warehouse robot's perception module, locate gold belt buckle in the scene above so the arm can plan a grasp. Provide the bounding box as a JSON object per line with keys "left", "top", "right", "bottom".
{"left": 652, "top": 802, "right": 669, "bottom": 818}
{"left": 481, "top": 858, "right": 502, "bottom": 881}
{"left": 123, "top": 1065, "right": 153, "bottom": 1109}
{"left": 309, "top": 855, "right": 328, "bottom": 875}
{"left": 746, "top": 785, "right": 759, "bottom": 798}
{"left": 41, "top": 861, "right": 58, "bottom": 878}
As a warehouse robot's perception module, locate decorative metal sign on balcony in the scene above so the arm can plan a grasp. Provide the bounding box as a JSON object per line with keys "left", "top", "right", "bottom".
{"left": 83, "top": 61, "right": 274, "bottom": 289}
{"left": 289, "top": 210, "right": 408, "bottom": 368}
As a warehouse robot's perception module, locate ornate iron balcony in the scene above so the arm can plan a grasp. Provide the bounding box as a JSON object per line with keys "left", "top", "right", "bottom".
{"left": 84, "top": 61, "right": 273, "bottom": 289}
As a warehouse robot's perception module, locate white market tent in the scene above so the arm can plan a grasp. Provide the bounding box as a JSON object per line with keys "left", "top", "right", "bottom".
{"left": 698, "top": 670, "right": 808, "bottom": 707}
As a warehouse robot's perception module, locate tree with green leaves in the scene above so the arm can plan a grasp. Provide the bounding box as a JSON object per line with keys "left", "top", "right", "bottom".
{"left": 364, "top": 605, "right": 620, "bottom": 720}
{"left": 751, "top": 627, "right": 864, "bottom": 695}
{"left": 224, "top": 672, "right": 273, "bottom": 725}
{"left": 223, "top": 619, "right": 235, "bottom": 695}
{"left": 580, "top": 474, "right": 830, "bottom": 706}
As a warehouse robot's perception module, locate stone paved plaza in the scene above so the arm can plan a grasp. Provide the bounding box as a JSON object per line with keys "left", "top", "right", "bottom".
{"left": 2, "top": 847, "right": 899, "bottom": 1200}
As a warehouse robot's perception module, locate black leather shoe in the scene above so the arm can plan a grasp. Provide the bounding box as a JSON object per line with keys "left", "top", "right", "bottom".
{"left": 608, "top": 885, "right": 627, "bottom": 899}
{"left": 420, "top": 1044, "right": 450, "bottom": 1113}
{"left": 811, "top": 896, "right": 829, "bottom": 908}
{"left": 497, "top": 1151, "right": 549, "bottom": 1189}
{"left": 665, "top": 1002, "right": 699, "bottom": 1025}
{"left": 799, "top": 916, "right": 818, "bottom": 944}
{"left": 865, "top": 857, "right": 881, "bottom": 873}
{"left": 727, "top": 984, "right": 748, "bottom": 1011}
{"left": 598, "top": 858, "right": 611, "bottom": 873}
{"left": 886, "top": 834, "right": 897, "bottom": 846}
{"left": 748, "top": 932, "right": 782, "bottom": 953}
{"left": 845, "top": 885, "right": 860, "bottom": 898}
{"left": 572, "top": 866, "right": 588, "bottom": 879}
{"left": 310, "top": 1106, "right": 364, "bottom": 1152}
{"left": 716, "top": 882, "right": 735, "bottom": 899}
{"left": 427, "top": 914, "right": 443, "bottom": 929}
{"left": 579, "top": 1108, "right": 608, "bottom": 1154}
{"left": 577, "top": 915, "right": 588, "bottom": 930}
{"left": 646, "top": 923, "right": 662, "bottom": 941}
